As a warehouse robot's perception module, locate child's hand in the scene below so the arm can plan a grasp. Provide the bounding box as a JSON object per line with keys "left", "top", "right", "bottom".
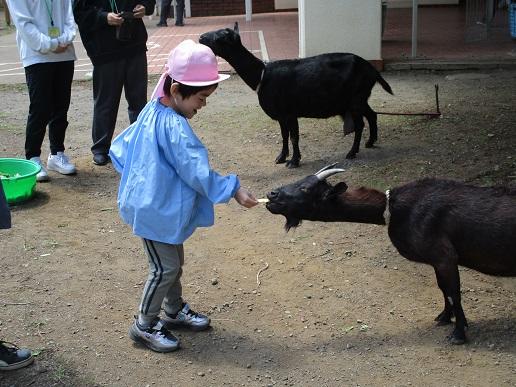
{"left": 234, "top": 187, "right": 259, "bottom": 208}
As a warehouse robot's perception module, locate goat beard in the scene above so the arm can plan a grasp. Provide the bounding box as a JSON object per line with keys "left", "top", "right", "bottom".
{"left": 284, "top": 216, "right": 302, "bottom": 231}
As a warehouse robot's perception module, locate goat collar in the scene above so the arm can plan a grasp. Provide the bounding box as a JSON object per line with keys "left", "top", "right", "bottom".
{"left": 255, "top": 68, "right": 265, "bottom": 94}
{"left": 383, "top": 190, "right": 391, "bottom": 226}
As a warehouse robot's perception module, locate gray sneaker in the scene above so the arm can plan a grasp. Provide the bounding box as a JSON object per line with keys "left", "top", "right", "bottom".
{"left": 163, "top": 303, "right": 210, "bottom": 331}
{"left": 128, "top": 318, "right": 180, "bottom": 353}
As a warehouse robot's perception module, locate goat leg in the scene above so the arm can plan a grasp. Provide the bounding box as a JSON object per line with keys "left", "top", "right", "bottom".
{"left": 275, "top": 119, "right": 290, "bottom": 164}
{"left": 434, "top": 261, "right": 468, "bottom": 344}
{"left": 434, "top": 266, "right": 454, "bottom": 325}
{"left": 345, "top": 113, "right": 364, "bottom": 159}
{"left": 364, "top": 104, "right": 378, "bottom": 148}
{"left": 286, "top": 118, "right": 301, "bottom": 168}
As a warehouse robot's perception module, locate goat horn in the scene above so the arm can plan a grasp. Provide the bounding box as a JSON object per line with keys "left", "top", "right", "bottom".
{"left": 316, "top": 168, "right": 346, "bottom": 181}
{"left": 314, "top": 162, "right": 339, "bottom": 176}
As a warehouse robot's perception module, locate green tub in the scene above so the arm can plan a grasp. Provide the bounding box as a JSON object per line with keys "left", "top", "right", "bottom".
{"left": 0, "top": 158, "right": 41, "bottom": 204}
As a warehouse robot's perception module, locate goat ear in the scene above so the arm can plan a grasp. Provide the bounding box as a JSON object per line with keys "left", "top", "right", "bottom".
{"left": 333, "top": 182, "right": 348, "bottom": 194}
{"left": 325, "top": 182, "right": 348, "bottom": 199}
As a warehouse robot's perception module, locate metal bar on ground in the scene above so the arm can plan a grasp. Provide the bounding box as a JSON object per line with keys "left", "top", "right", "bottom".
{"left": 377, "top": 84, "right": 441, "bottom": 117}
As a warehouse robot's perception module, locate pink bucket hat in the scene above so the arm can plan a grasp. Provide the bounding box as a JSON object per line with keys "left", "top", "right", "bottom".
{"left": 151, "top": 40, "right": 230, "bottom": 99}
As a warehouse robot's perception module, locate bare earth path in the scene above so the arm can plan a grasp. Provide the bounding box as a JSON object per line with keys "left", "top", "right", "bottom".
{"left": 0, "top": 69, "right": 515, "bottom": 386}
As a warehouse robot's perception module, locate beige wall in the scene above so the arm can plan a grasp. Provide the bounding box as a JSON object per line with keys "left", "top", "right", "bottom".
{"left": 298, "top": 0, "right": 381, "bottom": 60}
{"left": 274, "top": 0, "right": 297, "bottom": 9}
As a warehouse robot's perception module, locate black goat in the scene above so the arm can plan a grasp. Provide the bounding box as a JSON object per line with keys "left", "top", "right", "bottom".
{"left": 199, "top": 27, "right": 393, "bottom": 168}
{"left": 266, "top": 164, "right": 516, "bottom": 344}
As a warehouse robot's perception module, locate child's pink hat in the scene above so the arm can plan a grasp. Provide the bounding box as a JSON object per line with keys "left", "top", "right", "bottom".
{"left": 151, "top": 40, "right": 230, "bottom": 99}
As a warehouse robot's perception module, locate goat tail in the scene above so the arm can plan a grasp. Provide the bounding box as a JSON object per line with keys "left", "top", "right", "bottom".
{"left": 377, "top": 74, "right": 393, "bottom": 95}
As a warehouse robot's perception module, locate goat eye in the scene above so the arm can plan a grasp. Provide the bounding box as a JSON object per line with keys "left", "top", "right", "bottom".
{"left": 300, "top": 187, "right": 309, "bottom": 193}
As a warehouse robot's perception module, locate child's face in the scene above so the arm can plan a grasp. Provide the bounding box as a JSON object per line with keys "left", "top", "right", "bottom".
{"left": 173, "top": 85, "right": 217, "bottom": 119}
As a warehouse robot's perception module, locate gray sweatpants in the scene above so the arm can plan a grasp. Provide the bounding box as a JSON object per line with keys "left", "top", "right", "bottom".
{"left": 138, "top": 238, "right": 184, "bottom": 326}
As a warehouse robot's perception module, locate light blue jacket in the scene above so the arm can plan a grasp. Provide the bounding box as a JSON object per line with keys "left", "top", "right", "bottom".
{"left": 110, "top": 99, "right": 240, "bottom": 244}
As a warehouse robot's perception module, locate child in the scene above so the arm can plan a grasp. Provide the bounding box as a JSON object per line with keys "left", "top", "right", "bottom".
{"left": 109, "top": 40, "right": 258, "bottom": 353}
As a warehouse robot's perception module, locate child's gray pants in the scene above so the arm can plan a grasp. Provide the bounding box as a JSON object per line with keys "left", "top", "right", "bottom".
{"left": 138, "top": 238, "right": 184, "bottom": 326}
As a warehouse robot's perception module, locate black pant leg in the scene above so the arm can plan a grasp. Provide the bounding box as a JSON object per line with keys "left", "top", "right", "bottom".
{"left": 175, "top": 0, "right": 184, "bottom": 25}
{"left": 124, "top": 52, "right": 148, "bottom": 124}
{"left": 48, "top": 61, "right": 74, "bottom": 155}
{"left": 24, "top": 63, "right": 54, "bottom": 159}
{"left": 160, "top": 0, "right": 172, "bottom": 24}
{"left": 92, "top": 60, "right": 124, "bottom": 155}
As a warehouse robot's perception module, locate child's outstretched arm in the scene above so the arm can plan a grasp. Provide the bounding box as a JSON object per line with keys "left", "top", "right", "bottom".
{"left": 234, "top": 187, "right": 259, "bottom": 208}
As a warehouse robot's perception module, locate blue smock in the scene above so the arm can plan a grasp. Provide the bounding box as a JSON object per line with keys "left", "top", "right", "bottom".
{"left": 109, "top": 99, "right": 240, "bottom": 244}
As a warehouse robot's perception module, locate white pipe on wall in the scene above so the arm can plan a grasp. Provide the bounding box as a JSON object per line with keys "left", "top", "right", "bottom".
{"left": 245, "top": 0, "right": 252, "bottom": 21}
{"left": 411, "top": 0, "right": 418, "bottom": 58}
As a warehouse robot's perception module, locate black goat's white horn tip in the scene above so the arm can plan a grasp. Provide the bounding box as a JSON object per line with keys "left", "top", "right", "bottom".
{"left": 314, "top": 162, "right": 339, "bottom": 176}
{"left": 316, "top": 168, "right": 345, "bottom": 181}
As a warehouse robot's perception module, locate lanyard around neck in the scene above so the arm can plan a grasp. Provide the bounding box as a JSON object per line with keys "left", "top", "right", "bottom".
{"left": 44, "top": 0, "right": 54, "bottom": 26}
{"left": 109, "top": 0, "right": 119, "bottom": 13}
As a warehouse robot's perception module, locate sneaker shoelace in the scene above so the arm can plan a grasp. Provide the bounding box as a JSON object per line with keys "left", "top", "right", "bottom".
{"left": 185, "top": 309, "right": 201, "bottom": 318}
{"left": 153, "top": 326, "right": 176, "bottom": 341}
{"left": 56, "top": 154, "right": 69, "bottom": 164}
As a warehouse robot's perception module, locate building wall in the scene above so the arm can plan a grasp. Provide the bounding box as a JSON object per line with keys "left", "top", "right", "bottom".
{"left": 190, "top": 0, "right": 275, "bottom": 17}
{"left": 299, "top": 0, "right": 381, "bottom": 62}
{"left": 275, "top": 0, "right": 298, "bottom": 10}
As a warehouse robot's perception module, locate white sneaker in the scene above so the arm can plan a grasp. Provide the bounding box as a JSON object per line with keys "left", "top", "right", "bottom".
{"left": 29, "top": 157, "right": 49, "bottom": 182}
{"left": 47, "top": 152, "right": 76, "bottom": 175}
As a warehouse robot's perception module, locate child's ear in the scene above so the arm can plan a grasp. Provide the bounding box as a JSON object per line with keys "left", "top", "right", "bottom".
{"left": 170, "top": 82, "right": 181, "bottom": 97}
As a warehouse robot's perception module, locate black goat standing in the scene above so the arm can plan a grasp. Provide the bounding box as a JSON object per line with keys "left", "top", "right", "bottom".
{"left": 199, "top": 27, "right": 393, "bottom": 168}
{"left": 266, "top": 164, "right": 516, "bottom": 344}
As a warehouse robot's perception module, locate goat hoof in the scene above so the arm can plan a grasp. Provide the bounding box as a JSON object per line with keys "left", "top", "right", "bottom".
{"left": 286, "top": 160, "right": 300, "bottom": 168}
{"left": 345, "top": 153, "right": 357, "bottom": 159}
{"left": 448, "top": 328, "right": 466, "bottom": 345}
{"left": 275, "top": 156, "right": 287, "bottom": 164}
{"left": 449, "top": 335, "right": 466, "bottom": 345}
{"left": 365, "top": 142, "right": 376, "bottom": 148}
{"left": 434, "top": 311, "right": 453, "bottom": 325}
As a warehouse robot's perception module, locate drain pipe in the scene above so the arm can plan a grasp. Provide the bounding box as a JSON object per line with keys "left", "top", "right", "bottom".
{"left": 412, "top": 0, "right": 418, "bottom": 58}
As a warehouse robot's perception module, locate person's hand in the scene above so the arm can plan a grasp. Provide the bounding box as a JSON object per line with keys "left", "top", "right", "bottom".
{"left": 234, "top": 187, "right": 259, "bottom": 208}
{"left": 52, "top": 44, "right": 68, "bottom": 53}
{"left": 107, "top": 12, "right": 124, "bottom": 26}
{"left": 132, "top": 4, "right": 145, "bottom": 18}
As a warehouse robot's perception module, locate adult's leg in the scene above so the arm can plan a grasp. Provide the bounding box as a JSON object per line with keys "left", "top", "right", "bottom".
{"left": 159, "top": 0, "right": 172, "bottom": 25}
{"left": 48, "top": 61, "right": 74, "bottom": 155}
{"left": 24, "top": 63, "right": 54, "bottom": 159}
{"left": 124, "top": 52, "right": 148, "bottom": 124}
{"left": 91, "top": 60, "right": 124, "bottom": 155}
{"left": 138, "top": 239, "right": 184, "bottom": 326}
{"left": 175, "top": 0, "right": 184, "bottom": 25}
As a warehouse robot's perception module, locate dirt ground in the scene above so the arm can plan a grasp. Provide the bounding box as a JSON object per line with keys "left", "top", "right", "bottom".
{"left": 0, "top": 68, "right": 515, "bottom": 387}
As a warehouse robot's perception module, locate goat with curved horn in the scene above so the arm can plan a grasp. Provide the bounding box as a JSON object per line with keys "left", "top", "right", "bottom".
{"left": 266, "top": 173, "right": 516, "bottom": 345}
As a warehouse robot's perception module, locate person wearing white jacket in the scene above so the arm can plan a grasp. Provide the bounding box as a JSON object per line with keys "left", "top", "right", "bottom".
{"left": 7, "top": 0, "right": 77, "bottom": 182}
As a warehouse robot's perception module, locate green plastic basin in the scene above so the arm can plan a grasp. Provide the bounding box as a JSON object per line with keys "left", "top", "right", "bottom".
{"left": 0, "top": 158, "right": 41, "bottom": 204}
